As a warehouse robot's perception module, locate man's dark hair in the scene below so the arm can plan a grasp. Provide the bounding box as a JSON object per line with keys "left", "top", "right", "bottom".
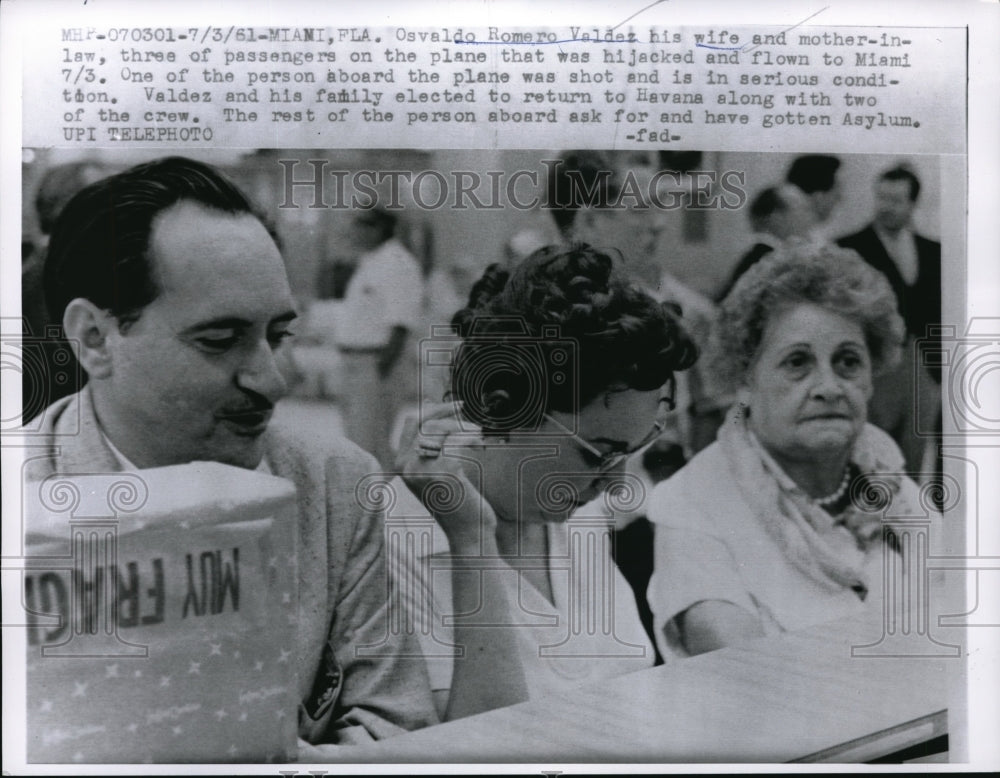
{"left": 879, "top": 164, "right": 921, "bottom": 202}
{"left": 34, "top": 161, "right": 106, "bottom": 236}
{"left": 354, "top": 205, "right": 398, "bottom": 242}
{"left": 747, "top": 186, "right": 794, "bottom": 232}
{"left": 786, "top": 154, "right": 841, "bottom": 194}
{"left": 545, "top": 150, "right": 621, "bottom": 237}
{"left": 43, "top": 156, "right": 276, "bottom": 329}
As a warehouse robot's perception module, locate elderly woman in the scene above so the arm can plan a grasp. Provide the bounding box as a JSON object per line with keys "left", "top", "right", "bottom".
{"left": 397, "top": 243, "right": 698, "bottom": 718}
{"left": 646, "top": 244, "right": 916, "bottom": 658}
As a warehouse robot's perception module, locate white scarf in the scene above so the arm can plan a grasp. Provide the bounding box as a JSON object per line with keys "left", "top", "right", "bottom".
{"left": 717, "top": 402, "right": 907, "bottom": 593}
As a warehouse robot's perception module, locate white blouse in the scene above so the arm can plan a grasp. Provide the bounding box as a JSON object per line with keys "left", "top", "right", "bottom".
{"left": 645, "top": 442, "right": 907, "bottom": 659}
{"left": 388, "top": 484, "right": 655, "bottom": 716}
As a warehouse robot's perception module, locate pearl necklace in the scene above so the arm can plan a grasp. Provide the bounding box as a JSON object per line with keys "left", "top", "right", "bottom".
{"left": 814, "top": 466, "right": 852, "bottom": 508}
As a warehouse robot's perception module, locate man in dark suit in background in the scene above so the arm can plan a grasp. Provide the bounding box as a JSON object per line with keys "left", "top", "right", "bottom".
{"left": 838, "top": 165, "right": 942, "bottom": 346}
{"left": 838, "top": 164, "right": 942, "bottom": 473}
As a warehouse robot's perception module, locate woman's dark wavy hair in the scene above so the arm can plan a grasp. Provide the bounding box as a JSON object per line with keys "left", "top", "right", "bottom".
{"left": 449, "top": 243, "right": 699, "bottom": 434}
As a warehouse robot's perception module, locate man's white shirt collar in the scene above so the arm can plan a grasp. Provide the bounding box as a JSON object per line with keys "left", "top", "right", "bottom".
{"left": 872, "top": 223, "right": 919, "bottom": 285}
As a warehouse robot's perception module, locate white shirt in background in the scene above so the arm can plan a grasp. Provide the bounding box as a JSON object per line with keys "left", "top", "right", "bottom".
{"left": 336, "top": 237, "right": 423, "bottom": 350}
{"left": 873, "top": 224, "right": 920, "bottom": 285}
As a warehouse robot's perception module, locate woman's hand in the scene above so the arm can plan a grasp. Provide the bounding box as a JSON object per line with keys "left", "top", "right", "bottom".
{"left": 395, "top": 402, "right": 498, "bottom": 554}
{"left": 397, "top": 403, "right": 529, "bottom": 719}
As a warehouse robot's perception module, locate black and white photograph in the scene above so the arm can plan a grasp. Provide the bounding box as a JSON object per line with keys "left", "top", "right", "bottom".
{"left": 2, "top": 0, "right": 998, "bottom": 773}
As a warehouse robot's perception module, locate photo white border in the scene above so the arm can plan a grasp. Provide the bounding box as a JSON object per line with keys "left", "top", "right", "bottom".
{"left": 2, "top": 0, "right": 997, "bottom": 773}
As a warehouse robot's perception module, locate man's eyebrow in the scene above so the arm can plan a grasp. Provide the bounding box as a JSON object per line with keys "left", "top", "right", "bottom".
{"left": 183, "top": 310, "right": 298, "bottom": 332}
{"left": 184, "top": 317, "right": 253, "bottom": 332}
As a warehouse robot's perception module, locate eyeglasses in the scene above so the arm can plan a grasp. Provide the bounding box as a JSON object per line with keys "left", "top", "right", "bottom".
{"left": 543, "top": 377, "right": 676, "bottom": 474}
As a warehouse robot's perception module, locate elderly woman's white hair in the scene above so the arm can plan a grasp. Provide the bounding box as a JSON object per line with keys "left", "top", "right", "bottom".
{"left": 711, "top": 243, "right": 906, "bottom": 391}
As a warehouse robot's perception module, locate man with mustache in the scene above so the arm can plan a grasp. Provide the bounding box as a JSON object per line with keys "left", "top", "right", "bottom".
{"left": 22, "top": 156, "right": 438, "bottom": 747}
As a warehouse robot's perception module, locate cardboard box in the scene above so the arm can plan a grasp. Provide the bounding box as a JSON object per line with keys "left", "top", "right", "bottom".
{"left": 21, "top": 462, "right": 299, "bottom": 763}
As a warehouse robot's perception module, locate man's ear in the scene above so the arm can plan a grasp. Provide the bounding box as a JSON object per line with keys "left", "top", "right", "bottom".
{"left": 62, "top": 299, "right": 116, "bottom": 379}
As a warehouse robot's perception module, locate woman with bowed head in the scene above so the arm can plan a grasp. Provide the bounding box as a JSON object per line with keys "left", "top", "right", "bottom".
{"left": 396, "top": 243, "right": 698, "bottom": 718}
{"left": 646, "top": 244, "right": 925, "bottom": 658}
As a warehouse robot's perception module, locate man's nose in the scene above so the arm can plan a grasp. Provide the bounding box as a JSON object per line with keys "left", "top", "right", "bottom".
{"left": 236, "top": 340, "right": 288, "bottom": 403}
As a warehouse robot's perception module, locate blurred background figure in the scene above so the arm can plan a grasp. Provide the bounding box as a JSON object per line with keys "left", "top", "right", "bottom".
{"left": 423, "top": 253, "right": 483, "bottom": 334}
{"left": 413, "top": 252, "right": 487, "bottom": 411}
{"left": 786, "top": 154, "right": 843, "bottom": 238}
{"left": 716, "top": 183, "right": 816, "bottom": 303}
{"left": 837, "top": 164, "right": 942, "bottom": 475}
{"left": 22, "top": 160, "right": 107, "bottom": 421}
{"left": 334, "top": 207, "right": 423, "bottom": 467}
{"left": 547, "top": 150, "right": 666, "bottom": 275}
{"left": 313, "top": 249, "right": 358, "bottom": 301}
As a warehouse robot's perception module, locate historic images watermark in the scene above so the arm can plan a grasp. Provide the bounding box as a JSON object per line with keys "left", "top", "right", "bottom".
{"left": 1, "top": 317, "right": 81, "bottom": 436}
{"left": 277, "top": 158, "right": 748, "bottom": 211}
